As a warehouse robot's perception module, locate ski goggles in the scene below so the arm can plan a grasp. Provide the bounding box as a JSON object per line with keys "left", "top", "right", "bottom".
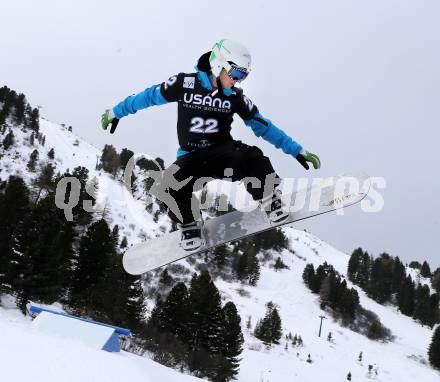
{"left": 225, "top": 62, "right": 249, "bottom": 82}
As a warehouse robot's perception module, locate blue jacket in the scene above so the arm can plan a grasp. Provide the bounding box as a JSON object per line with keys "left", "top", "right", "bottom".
{"left": 112, "top": 73, "right": 302, "bottom": 158}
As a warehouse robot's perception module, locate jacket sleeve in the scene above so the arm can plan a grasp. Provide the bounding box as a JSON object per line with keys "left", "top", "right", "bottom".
{"left": 243, "top": 112, "right": 303, "bottom": 158}
{"left": 112, "top": 84, "right": 168, "bottom": 119}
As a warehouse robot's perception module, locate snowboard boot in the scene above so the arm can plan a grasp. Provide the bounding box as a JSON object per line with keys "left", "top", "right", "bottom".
{"left": 260, "top": 188, "right": 290, "bottom": 224}
{"left": 178, "top": 220, "right": 204, "bottom": 252}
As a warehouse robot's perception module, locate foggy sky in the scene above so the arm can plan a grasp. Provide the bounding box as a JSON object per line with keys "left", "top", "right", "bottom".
{"left": 1, "top": 1, "right": 439, "bottom": 267}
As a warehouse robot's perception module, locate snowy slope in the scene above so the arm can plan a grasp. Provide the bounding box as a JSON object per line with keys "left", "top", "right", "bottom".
{"left": 1, "top": 118, "right": 439, "bottom": 381}
{"left": 0, "top": 298, "right": 201, "bottom": 382}
{"left": 40, "top": 118, "right": 171, "bottom": 240}
{"left": 215, "top": 228, "right": 440, "bottom": 381}
{"left": 1, "top": 118, "right": 169, "bottom": 246}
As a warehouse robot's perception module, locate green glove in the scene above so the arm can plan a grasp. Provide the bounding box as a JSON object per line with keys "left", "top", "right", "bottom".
{"left": 101, "top": 109, "right": 119, "bottom": 134}
{"left": 296, "top": 148, "right": 321, "bottom": 170}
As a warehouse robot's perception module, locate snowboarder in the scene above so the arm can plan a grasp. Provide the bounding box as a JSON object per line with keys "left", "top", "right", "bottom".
{"left": 101, "top": 39, "right": 320, "bottom": 251}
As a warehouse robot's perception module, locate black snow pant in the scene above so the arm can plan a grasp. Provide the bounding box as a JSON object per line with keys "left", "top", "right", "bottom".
{"left": 165, "top": 140, "right": 281, "bottom": 224}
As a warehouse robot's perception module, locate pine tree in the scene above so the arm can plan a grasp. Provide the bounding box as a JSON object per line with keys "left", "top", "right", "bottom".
{"left": 327, "top": 332, "right": 333, "bottom": 342}
{"left": 391, "top": 256, "right": 406, "bottom": 294}
{"left": 47, "top": 148, "right": 55, "bottom": 159}
{"left": 252, "top": 227, "right": 288, "bottom": 252}
{"left": 2, "top": 129, "right": 15, "bottom": 150}
{"left": 69, "top": 219, "right": 115, "bottom": 313}
{"left": 119, "top": 148, "right": 135, "bottom": 170}
{"left": 397, "top": 275, "right": 415, "bottom": 316}
{"left": 212, "top": 244, "right": 228, "bottom": 269}
{"left": 235, "top": 245, "right": 260, "bottom": 286}
{"left": 161, "top": 282, "right": 190, "bottom": 343}
{"left": 302, "top": 263, "right": 316, "bottom": 291}
{"left": 119, "top": 148, "right": 137, "bottom": 190}
{"left": 187, "top": 270, "right": 225, "bottom": 377}
{"left": 246, "top": 316, "right": 252, "bottom": 330}
{"left": 274, "top": 257, "right": 288, "bottom": 271}
{"left": 0, "top": 86, "right": 9, "bottom": 103}
{"left": 159, "top": 268, "right": 173, "bottom": 287}
{"left": 138, "top": 283, "right": 188, "bottom": 367}
{"left": 292, "top": 334, "right": 298, "bottom": 346}
{"left": 32, "top": 163, "right": 55, "bottom": 203}
{"left": 428, "top": 294, "right": 440, "bottom": 328}
{"left": 421, "top": 261, "right": 432, "bottom": 278}
{"left": 357, "top": 252, "right": 371, "bottom": 289}
{"left": 368, "top": 254, "right": 393, "bottom": 304}
{"left": 413, "top": 284, "right": 431, "bottom": 326}
{"left": 121, "top": 273, "right": 146, "bottom": 334}
{"left": 269, "top": 306, "right": 282, "bottom": 344}
{"left": 155, "top": 157, "right": 165, "bottom": 170}
{"left": 347, "top": 371, "right": 352, "bottom": 381}
{"left": 111, "top": 224, "right": 120, "bottom": 246}
{"left": 312, "top": 262, "right": 335, "bottom": 295}
{"left": 24, "top": 104, "right": 33, "bottom": 130}
{"left": 247, "top": 246, "right": 260, "bottom": 286}
{"left": 0, "top": 115, "right": 5, "bottom": 131}
{"left": 12, "top": 93, "right": 26, "bottom": 125}
{"left": 409, "top": 261, "right": 421, "bottom": 270}
{"left": 30, "top": 108, "right": 39, "bottom": 132}
{"left": 0, "top": 88, "right": 15, "bottom": 124}
{"left": 138, "top": 157, "right": 163, "bottom": 194}
{"left": 27, "top": 149, "right": 39, "bottom": 171}
{"left": 254, "top": 302, "right": 282, "bottom": 345}
{"left": 254, "top": 319, "right": 266, "bottom": 344}
{"left": 319, "top": 276, "right": 332, "bottom": 309}
{"left": 100, "top": 144, "right": 120, "bottom": 176}
{"left": 235, "top": 251, "right": 248, "bottom": 281}
{"left": 432, "top": 270, "right": 440, "bottom": 294}
{"left": 348, "top": 248, "right": 363, "bottom": 283}
{"left": 146, "top": 295, "right": 164, "bottom": 333}
{"left": 90, "top": 247, "right": 146, "bottom": 334}
{"left": 347, "top": 288, "right": 360, "bottom": 320}
{"left": 428, "top": 326, "right": 440, "bottom": 369}
{"left": 0, "top": 176, "right": 30, "bottom": 293}
{"left": 120, "top": 236, "right": 128, "bottom": 249}
{"left": 70, "top": 166, "right": 94, "bottom": 227}
{"left": 216, "top": 301, "right": 244, "bottom": 381}
{"left": 11, "top": 195, "right": 74, "bottom": 306}
{"left": 142, "top": 295, "right": 166, "bottom": 353}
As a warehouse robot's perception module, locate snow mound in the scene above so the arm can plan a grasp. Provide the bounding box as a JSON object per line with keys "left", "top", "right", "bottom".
{"left": 0, "top": 306, "right": 202, "bottom": 382}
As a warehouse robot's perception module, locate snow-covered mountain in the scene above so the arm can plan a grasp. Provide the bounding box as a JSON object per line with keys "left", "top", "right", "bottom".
{"left": 1, "top": 117, "right": 170, "bottom": 243}
{"left": 1, "top": 115, "right": 439, "bottom": 382}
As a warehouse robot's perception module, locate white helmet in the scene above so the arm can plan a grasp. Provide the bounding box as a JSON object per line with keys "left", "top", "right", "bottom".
{"left": 209, "top": 39, "right": 251, "bottom": 81}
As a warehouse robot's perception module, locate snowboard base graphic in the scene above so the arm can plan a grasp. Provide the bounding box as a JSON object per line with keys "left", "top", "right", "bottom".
{"left": 123, "top": 172, "right": 370, "bottom": 275}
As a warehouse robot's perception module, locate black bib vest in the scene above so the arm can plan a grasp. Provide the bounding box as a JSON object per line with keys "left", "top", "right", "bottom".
{"left": 160, "top": 72, "right": 258, "bottom": 151}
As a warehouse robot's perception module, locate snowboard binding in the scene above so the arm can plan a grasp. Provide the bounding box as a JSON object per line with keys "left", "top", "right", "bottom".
{"left": 178, "top": 220, "right": 205, "bottom": 252}
{"left": 260, "top": 189, "right": 290, "bottom": 225}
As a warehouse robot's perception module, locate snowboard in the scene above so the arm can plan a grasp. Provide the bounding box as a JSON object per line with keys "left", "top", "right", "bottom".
{"left": 123, "top": 172, "right": 371, "bottom": 275}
